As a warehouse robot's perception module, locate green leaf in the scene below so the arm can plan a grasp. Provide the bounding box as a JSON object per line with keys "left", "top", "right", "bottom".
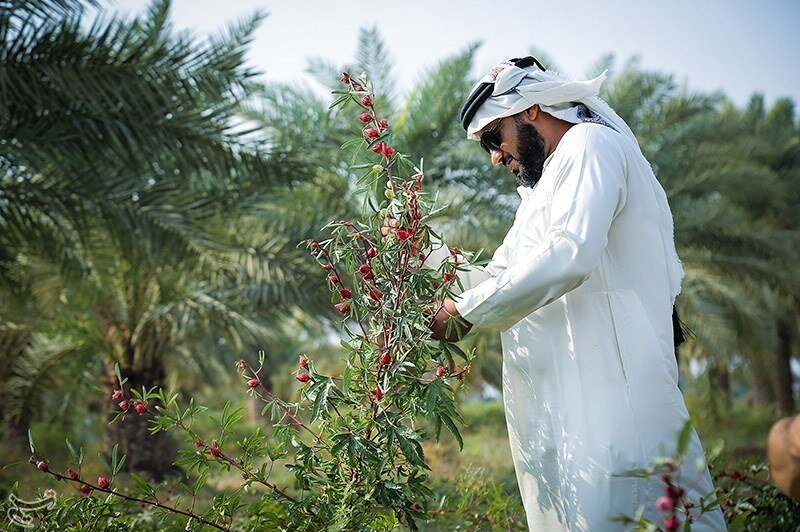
{"left": 440, "top": 414, "right": 463, "bottom": 451}
{"left": 677, "top": 419, "right": 693, "bottom": 456}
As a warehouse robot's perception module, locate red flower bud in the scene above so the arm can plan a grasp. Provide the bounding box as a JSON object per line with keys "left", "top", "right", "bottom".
{"left": 340, "top": 72, "right": 350, "bottom": 84}
{"left": 97, "top": 477, "right": 110, "bottom": 489}
{"left": 239, "top": 359, "right": 247, "bottom": 370}
{"left": 328, "top": 274, "right": 340, "bottom": 284}
{"left": 359, "top": 112, "right": 372, "bottom": 123}
{"left": 663, "top": 516, "right": 680, "bottom": 532}
{"left": 364, "top": 128, "right": 379, "bottom": 138}
{"left": 334, "top": 301, "right": 351, "bottom": 314}
{"left": 412, "top": 183, "right": 420, "bottom": 191}
{"left": 247, "top": 378, "right": 259, "bottom": 389}
{"left": 340, "top": 288, "right": 352, "bottom": 299}
{"left": 111, "top": 389, "right": 123, "bottom": 400}
{"left": 380, "top": 351, "right": 392, "bottom": 365}
{"left": 436, "top": 366, "right": 446, "bottom": 378}
{"left": 377, "top": 119, "right": 388, "bottom": 130}
{"left": 655, "top": 495, "right": 674, "bottom": 512}
{"left": 359, "top": 263, "right": 373, "bottom": 278}
{"left": 299, "top": 356, "right": 309, "bottom": 368}
{"left": 667, "top": 485, "right": 684, "bottom": 499}
{"left": 365, "top": 247, "right": 377, "bottom": 259}
{"left": 133, "top": 401, "right": 147, "bottom": 415}
{"left": 354, "top": 84, "right": 364, "bottom": 92}
{"left": 210, "top": 447, "right": 221, "bottom": 457}
{"left": 37, "top": 461, "right": 48, "bottom": 472}
{"left": 371, "top": 141, "right": 384, "bottom": 153}
{"left": 413, "top": 209, "right": 423, "bottom": 220}
{"left": 731, "top": 470, "right": 742, "bottom": 480}
{"left": 361, "top": 96, "right": 372, "bottom": 107}
{"left": 381, "top": 144, "right": 395, "bottom": 158}
{"left": 80, "top": 484, "right": 92, "bottom": 494}
{"left": 372, "top": 385, "right": 384, "bottom": 400}
{"left": 296, "top": 372, "right": 310, "bottom": 383}
{"left": 397, "top": 229, "right": 410, "bottom": 240}
{"left": 432, "top": 281, "right": 440, "bottom": 289}
{"left": 443, "top": 273, "right": 454, "bottom": 282}
{"left": 118, "top": 400, "right": 128, "bottom": 410}
{"left": 68, "top": 468, "right": 79, "bottom": 480}
{"left": 411, "top": 502, "right": 422, "bottom": 510}
{"left": 369, "top": 287, "right": 382, "bottom": 301}
{"left": 322, "top": 264, "right": 333, "bottom": 271}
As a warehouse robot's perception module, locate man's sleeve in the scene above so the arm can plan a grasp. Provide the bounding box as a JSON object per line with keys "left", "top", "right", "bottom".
{"left": 453, "top": 126, "right": 628, "bottom": 331}
{"left": 423, "top": 231, "right": 510, "bottom": 292}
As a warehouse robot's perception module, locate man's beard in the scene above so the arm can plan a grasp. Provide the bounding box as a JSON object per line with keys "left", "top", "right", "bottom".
{"left": 513, "top": 115, "right": 547, "bottom": 188}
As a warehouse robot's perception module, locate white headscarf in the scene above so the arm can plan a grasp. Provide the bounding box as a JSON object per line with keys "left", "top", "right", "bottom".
{"left": 466, "top": 61, "right": 638, "bottom": 151}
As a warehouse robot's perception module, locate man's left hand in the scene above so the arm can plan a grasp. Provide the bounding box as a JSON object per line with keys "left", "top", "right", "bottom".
{"left": 430, "top": 298, "right": 473, "bottom": 342}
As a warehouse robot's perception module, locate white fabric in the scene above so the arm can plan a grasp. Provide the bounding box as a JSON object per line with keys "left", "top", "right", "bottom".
{"left": 427, "top": 123, "right": 726, "bottom": 530}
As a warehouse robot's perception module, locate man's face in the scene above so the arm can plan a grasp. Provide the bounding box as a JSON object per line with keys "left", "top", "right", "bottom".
{"left": 481, "top": 112, "right": 547, "bottom": 188}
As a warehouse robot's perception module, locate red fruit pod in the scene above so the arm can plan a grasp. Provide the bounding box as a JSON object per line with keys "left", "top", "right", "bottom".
{"left": 663, "top": 516, "right": 680, "bottom": 532}
{"left": 328, "top": 274, "right": 340, "bottom": 284}
{"left": 365, "top": 247, "right": 377, "bottom": 259}
{"left": 322, "top": 264, "right": 333, "bottom": 271}
{"left": 334, "top": 301, "right": 351, "bottom": 314}
{"left": 377, "top": 119, "right": 388, "bottom": 130}
{"left": 210, "top": 447, "right": 222, "bottom": 457}
{"left": 371, "top": 141, "right": 384, "bottom": 154}
{"left": 134, "top": 401, "right": 147, "bottom": 415}
{"left": 397, "top": 229, "right": 410, "bottom": 240}
{"left": 118, "top": 400, "right": 128, "bottom": 410}
{"left": 359, "top": 264, "right": 372, "bottom": 275}
{"left": 361, "top": 96, "right": 372, "bottom": 107}
{"left": 340, "top": 288, "right": 352, "bottom": 299}
{"left": 380, "top": 351, "right": 392, "bottom": 365}
{"left": 411, "top": 502, "right": 422, "bottom": 510}
{"left": 364, "top": 128, "right": 379, "bottom": 138}
{"left": 37, "top": 461, "right": 48, "bottom": 472}
{"left": 436, "top": 366, "right": 446, "bottom": 378}
{"left": 80, "top": 484, "right": 92, "bottom": 495}
{"left": 296, "top": 372, "right": 311, "bottom": 383}
{"left": 111, "top": 389, "right": 123, "bottom": 400}
{"left": 372, "top": 385, "right": 384, "bottom": 400}
{"left": 443, "top": 273, "right": 454, "bottom": 282}
{"left": 340, "top": 72, "right": 351, "bottom": 84}
{"left": 247, "top": 378, "right": 259, "bottom": 389}
{"left": 299, "top": 356, "right": 309, "bottom": 368}
{"left": 369, "top": 287, "right": 382, "bottom": 301}
{"left": 359, "top": 112, "right": 372, "bottom": 123}
{"left": 382, "top": 145, "right": 395, "bottom": 158}
{"left": 97, "top": 477, "right": 110, "bottom": 489}
{"left": 67, "top": 468, "right": 79, "bottom": 480}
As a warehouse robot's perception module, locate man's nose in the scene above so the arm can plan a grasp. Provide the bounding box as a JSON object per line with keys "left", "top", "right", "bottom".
{"left": 489, "top": 149, "right": 505, "bottom": 166}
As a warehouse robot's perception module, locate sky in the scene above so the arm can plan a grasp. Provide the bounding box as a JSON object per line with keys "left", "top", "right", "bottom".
{"left": 113, "top": 0, "right": 799, "bottom": 107}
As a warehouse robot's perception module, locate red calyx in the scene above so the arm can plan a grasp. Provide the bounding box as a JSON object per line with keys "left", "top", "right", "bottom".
{"left": 372, "top": 385, "right": 384, "bottom": 400}
{"left": 340, "top": 288, "right": 352, "bottom": 299}
{"left": 371, "top": 142, "right": 384, "bottom": 154}
{"left": 328, "top": 274, "right": 340, "bottom": 284}
{"left": 36, "top": 461, "right": 48, "bottom": 472}
{"left": 247, "top": 378, "right": 259, "bottom": 389}
{"left": 299, "top": 356, "right": 309, "bottom": 369}
{"left": 359, "top": 112, "right": 372, "bottom": 123}
{"left": 381, "top": 144, "right": 395, "bottom": 158}
{"left": 80, "top": 484, "right": 92, "bottom": 494}
{"left": 68, "top": 468, "right": 79, "bottom": 480}
{"left": 443, "top": 273, "right": 454, "bottom": 282}
{"left": 436, "top": 366, "right": 446, "bottom": 378}
{"left": 210, "top": 447, "right": 222, "bottom": 457}
{"left": 397, "top": 229, "right": 410, "bottom": 240}
{"left": 111, "top": 389, "right": 122, "bottom": 400}
{"left": 322, "top": 264, "right": 333, "bottom": 271}
{"left": 364, "top": 128, "right": 379, "bottom": 139}
{"left": 380, "top": 351, "right": 392, "bottom": 365}
{"left": 97, "top": 477, "right": 110, "bottom": 489}
{"left": 365, "top": 247, "right": 377, "bottom": 259}
{"left": 340, "top": 72, "right": 351, "bottom": 84}
{"left": 296, "top": 372, "right": 310, "bottom": 383}
{"left": 334, "top": 301, "right": 351, "bottom": 314}
{"left": 359, "top": 264, "right": 373, "bottom": 280}
{"left": 133, "top": 401, "right": 147, "bottom": 415}
{"left": 118, "top": 400, "right": 128, "bottom": 410}
{"left": 377, "top": 119, "right": 388, "bottom": 131}
{"left": 663, "top": 517, "right": 680, "bottom": 532}
{"left": 361, "top": 96, "right": 372, "bottom": 107}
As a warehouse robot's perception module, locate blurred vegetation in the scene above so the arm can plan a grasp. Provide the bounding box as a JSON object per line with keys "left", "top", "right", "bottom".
{"left": 1, "top": 0, "right": 799, "bottom": 527}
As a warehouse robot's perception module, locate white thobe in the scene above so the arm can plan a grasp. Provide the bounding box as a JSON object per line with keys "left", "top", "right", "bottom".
{"left": 428, "top": 123, "right": 726, "bottom": 531}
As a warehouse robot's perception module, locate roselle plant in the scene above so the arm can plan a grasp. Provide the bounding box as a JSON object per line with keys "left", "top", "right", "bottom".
{"left": 24, "top": 72, "right": 484, "bottom": 531}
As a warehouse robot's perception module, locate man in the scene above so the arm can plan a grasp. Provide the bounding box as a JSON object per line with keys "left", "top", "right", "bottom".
{"left": 425, "top": 57, "right": 726, "bottom": 530}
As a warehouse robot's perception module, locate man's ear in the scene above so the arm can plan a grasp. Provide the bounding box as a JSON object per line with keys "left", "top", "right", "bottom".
{"left": 522, "top": 104, "right": 539, "bottom": 122}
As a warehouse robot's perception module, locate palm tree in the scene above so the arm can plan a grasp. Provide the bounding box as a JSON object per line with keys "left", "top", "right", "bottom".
{"left": 0, "top": 0, "right": 331, "bottom": 476}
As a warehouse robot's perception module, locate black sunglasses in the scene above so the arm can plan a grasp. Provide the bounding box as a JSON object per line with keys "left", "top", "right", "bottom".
{"left": 479, "top": 118, "right": 505, "bottom": 153}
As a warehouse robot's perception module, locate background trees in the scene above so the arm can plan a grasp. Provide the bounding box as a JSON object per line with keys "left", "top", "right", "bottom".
{"left": 1, "top": 2, "right": 797, "bottom": 481}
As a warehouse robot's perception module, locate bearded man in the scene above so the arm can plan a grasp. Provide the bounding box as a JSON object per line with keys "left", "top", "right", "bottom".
{"left": 423, "top": 57, "right": 726, "bottom": 530}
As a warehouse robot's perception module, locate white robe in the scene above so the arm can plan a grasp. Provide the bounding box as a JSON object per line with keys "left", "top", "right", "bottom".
{"left": 429, "top": 123, "right": 726, "bottom": 531}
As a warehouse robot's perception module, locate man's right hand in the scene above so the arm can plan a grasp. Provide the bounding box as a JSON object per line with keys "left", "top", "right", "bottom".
{"left": 380, "top": 216, "right": 399, "bottom": 238}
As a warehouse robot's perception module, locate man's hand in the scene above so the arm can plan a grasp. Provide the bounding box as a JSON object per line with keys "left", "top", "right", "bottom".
{"left": 430, "top": 297, "right": 472, "bottom": 342}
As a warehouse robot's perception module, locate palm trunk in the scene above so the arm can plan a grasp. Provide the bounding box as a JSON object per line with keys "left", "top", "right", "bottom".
{"left": 101, "top": 360, "right": 178, "bottom": 480}
{"left": 776, "top": 320, "right": 796, "bottom": 416}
